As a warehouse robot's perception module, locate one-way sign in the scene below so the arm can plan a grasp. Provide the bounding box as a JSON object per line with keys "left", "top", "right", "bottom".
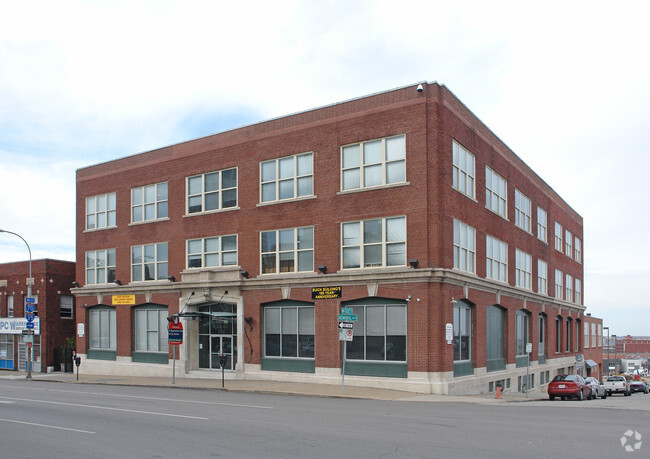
{"left": 338, "top": 322, "right": 354, "bottom": 329}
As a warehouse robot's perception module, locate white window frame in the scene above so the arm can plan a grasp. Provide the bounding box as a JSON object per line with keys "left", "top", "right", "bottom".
{"left": 85, "top": 248, "right": 116, "bottom": 285}
{"left": 591, "top": 323, "right": 597, "bottom": 348}
{"left": 565, "top": 229, "right": 573, "bottom": 259}
{"left": 555, "top": 269, "right": 563, "bottom": 299}
{"left": 131, "top": 242, "right": 169, "bottom": 282}
{"left": 89, "top": 307, "right": 116, "bottom": 350}
{"left": 7, "top": 295, "right": 14, "bottom": 317}
{"left": 575, "top": 279, "right": 582, "bottom": 304}
{"left": 86, "top": 192, "right": 116, "bottom": 230}
{"left": 452, "top": 141, "right": 475, "bottom": 199}
{"left": 485, "top": 166, "right": 507, "bottom": 217}
{"left": 537, "top": 207, "right": 547, "bottom": 242}
{"left": 260, "top": 152, "right": 314, "bottom": 203}
{"left": 134, "top": 306, "right": 169, "bottom": 353}
{"left": 131, "top": 182, "right": 168, "bottom": 223}
{"left": 60, "top": 295, "right": 73, "bottom": 319}
{"left": 453, "top": 219, "right": 476, "bottom": 273}
{"left": 515, "top": 249, "right": 532, "bottom": 290}
{"left": 342, "top": 217, "right": 406, "bottom": 269}
{"left": 186, "top": 167, "right": 238, "bottom": 215}
{"left": 554, "top": 222, "right": 563, "bottom": 252}
{"left": 575, "top": 238, "right": 582, "bottom": 264}
{"left": 584, "top": 322, "right": 589, "bottom": 348}
{"left": 514, "top": 189, "right": 531, "bottom": 232}
{"left": 598, "top": 324, "right": 602, "bottom": 347}
{"left": 537, "top": 259, "right": 548, "bottom": 295}
{"left": 341, "top": 135, "right": 406, "bottom": 191}
{"left": 261, "top": 227, "right": 314, "bottom": 274}
{"left": 187, "top": 235, "right": 238, "bottom": 269}
{"left": 486, "top": 235, "right": 507, "bottom": 282}
{"left": 565, "top": 273, "right": 573, "bottom": 302}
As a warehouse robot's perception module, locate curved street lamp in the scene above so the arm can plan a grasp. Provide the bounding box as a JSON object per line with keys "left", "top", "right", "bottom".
{"left": 0, "top": 229, "right": 33, "bottom": 379}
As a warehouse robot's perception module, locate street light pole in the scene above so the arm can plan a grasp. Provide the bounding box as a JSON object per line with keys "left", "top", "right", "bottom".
{"left": 0, "top": 229, "right": 33, "bottom": 379}
{"left": 604, "top": 326, "right": 610, "bottom": 376}
{"left": 613, "top": 335, "right": 617, "bottom": 374}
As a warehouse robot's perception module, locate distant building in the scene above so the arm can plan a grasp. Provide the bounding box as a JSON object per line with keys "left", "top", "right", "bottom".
{"left": 73, "top": 82, "right": 593, "bottom": 395}
{"left": 581, "top": 314, "right": 604, "bottom": 379}
{"left": 0, "top": 259, "right": 76, "bottom": 372}
{"left": 614, "top": 335, "right": 650, "bottom": 358}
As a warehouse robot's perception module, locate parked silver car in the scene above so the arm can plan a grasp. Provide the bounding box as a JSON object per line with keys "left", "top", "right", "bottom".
{"left": 585, "top": 377, "right": 608, "bottom": 399}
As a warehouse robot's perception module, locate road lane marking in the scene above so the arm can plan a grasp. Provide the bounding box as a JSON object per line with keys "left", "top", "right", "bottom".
{"left": 0, "top": 396, "right": 209, "bottom": 420}
{"left": 0, "top": 385, "right": 273, "bottom": 409}
{"left": 0, "top": 418, "right": 95, "bottom": 434}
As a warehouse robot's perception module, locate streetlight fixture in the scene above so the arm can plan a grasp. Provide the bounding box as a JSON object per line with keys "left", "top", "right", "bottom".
{"left": 0, "top": 229, "right": 33, "bottom": 379}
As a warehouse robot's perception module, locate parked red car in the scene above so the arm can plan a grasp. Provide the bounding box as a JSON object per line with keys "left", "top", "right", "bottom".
{"left": 548, "top": 374, "right": 592, "bottom": 401}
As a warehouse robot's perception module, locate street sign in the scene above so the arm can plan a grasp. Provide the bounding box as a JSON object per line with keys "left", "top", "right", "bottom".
{"left": 338, "top": 322, "right": 354, "bottom": 329}
{"left": 25, "top": 304, "right": 35, "bottom": 313}
{"left": 25, "top": 321, "right": 34, "bottom": 329}
{"left": 340, "top": 307, "right": 353, "bottom": 314}
{"left": 25, "top": 313, "right": 34, "bottom": 323}
{"left": 21, "top": 329, "right": 34, "bottom": 335}
{"left": 338, "top": 314, "right": 357, "bottom": 321}
{"left": 25, "top": 297, "right": 35, "bottom": 304}
{"left": 445, "top": 323, "right": 453, "bottom": 344}
{"left": 168, "top": 318, "right": 183, "bottom": 345}
{"left": 339, "top": 328, "right": 354, "bottom": 341}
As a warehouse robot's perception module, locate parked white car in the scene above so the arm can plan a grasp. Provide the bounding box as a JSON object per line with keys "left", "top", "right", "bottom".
{"left": 584, "top": 377, "right": 608, "bottom": 399}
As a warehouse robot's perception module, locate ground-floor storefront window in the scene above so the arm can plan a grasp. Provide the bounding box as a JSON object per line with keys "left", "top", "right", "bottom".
{"left": 0, "top": 334, "right": 14, "bottom": 369}
{"left": 262, "top": 300, "right": 314, "bottom": 373}
{"left": 88, "top": 306, "right": 116, "bottom": 360}
{"left": 133, "top": 305, "right": 169, "bottom": 363}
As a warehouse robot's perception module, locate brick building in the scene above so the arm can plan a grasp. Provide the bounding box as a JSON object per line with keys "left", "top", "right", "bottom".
{"left": 73, "top": 82, "right": 590, "bottom": 394}
{"left": 0, "top": 259, "right": 76, "bottom": 371}
{"left": 581, "top": 314, "right": 604, "bottom": 379}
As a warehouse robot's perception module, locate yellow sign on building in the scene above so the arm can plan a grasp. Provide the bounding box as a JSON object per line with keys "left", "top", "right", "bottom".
{"left": 112, "top": 295, "right": 136, "bottom": 305}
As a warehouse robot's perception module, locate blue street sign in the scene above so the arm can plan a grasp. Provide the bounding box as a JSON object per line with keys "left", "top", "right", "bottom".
{"left": 26, "top": 321, "right": 34, "bottom": 329}
{"left": 25, "top": 297, "right": 35, "bottom": 304}
{"left": 25, "top": 304, "right": 35, "bottom": 313}
{"left": 26, "top": 313, "right": 35, "bottom": 322}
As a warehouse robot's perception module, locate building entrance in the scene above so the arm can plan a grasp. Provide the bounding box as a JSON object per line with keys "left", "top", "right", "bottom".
{"left": 198, "top": 303, "right": 237, "bottom": 371}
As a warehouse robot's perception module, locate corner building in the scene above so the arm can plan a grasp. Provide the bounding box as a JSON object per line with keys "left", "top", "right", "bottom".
{"left": 74, "top": 82, "right": 587, "bottom": 395}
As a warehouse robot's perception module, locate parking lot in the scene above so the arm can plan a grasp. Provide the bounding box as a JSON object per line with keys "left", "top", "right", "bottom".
{"left": 530, "top": 390, "right": 650, "bottom": 410}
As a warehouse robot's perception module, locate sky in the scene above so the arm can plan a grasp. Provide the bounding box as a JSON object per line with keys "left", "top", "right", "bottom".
{"left": 0, "top": 0, "right": 649, "bottom": 337}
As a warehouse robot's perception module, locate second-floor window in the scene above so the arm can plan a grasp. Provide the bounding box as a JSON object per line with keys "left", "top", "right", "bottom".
{"left": 453, "top": 141, "right": 475, "bottom": 199}
{"left": 565, "top": 273, "right": 573, "bottom": 302}
{"left": 485, "top": 166, "right": 506, "bottom": 217}
{"left": 515, "top": 249, "right": 532, "bottom": 289}
{"left": 187, "top": 235, "right": 237, "bottom": 268}
{"left": 486, "top": 235, "right": 507, "bottom": 282}
{"left": 187, "top": 168, "right": 237, "bottom": 214}
{"left": 132, "top": 182, "right": 168, "bottom": 223}
{"left": 537, "top": 259, "right": 548, "bottom": 295}
{"left": 261, "top": 153, "right": 313, "bottom": 203}
{"left": 86, "top": 249, "right": 116, "bottom": 284}
{"left": 453, "top": 219, "right": 475, "bottom": 273}
{"left": 342, "top": 216, "right": 406, "bottom": 269}
{"left": 575, "top": 279, "right": 582, "bottom": 304}
{"left": 514, "top": 189, "right": 531, "bottom": 232}
{"left": 341, "top": 135, "right": 406, "bottom": 191}
{"left": 131, "top": 243, "right": 168, "bottom": 282}
{"left": 555, "top": 269, "right": 563, "bottom": 299}
{"left": 261, "top": 227, "right": 314, "bottom": 274}
{"left": 86, "top": 193, "right": 116, "bottom": 230}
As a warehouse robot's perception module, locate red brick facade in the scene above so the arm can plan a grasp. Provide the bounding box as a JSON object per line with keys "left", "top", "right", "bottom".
{"left": 73, "top": 82, "right": 592, "bottom": 394}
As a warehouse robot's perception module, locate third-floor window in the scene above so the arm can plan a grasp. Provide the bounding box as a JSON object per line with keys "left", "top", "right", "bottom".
{"left": 341, "top": 135, "right": 406, "bottom": 191}
{"left": 187, "top": 168, "right": 237, "bottom": 214}
{"left": 131, "top": 182, "right": 168, "bottom": 223}
{"left": 86, "top": 193, "right": 116, "bottom": 230}
{"left": 260, "top": 153, "right": 313, "bottom": 203}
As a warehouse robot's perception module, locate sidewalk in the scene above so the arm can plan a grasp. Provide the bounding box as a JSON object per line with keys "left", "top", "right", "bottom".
{"left": 0, "top": 370, "right": 543, "bottom": 404}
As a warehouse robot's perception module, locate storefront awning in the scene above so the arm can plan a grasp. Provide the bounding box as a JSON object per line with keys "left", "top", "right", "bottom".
{"left": 585, "top": 359, "right": 598, "bottom": 368}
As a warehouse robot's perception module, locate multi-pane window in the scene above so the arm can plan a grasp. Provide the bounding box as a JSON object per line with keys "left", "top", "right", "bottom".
{"left": 86, "top": 193, "right": 116, "bottom": 230}
{"left": 342, "top": 217, "right": 406, "bottom": 269}
{"left": 591, "top": 323, "right": 597, "bottom": 348}
{"left": 554, "top": 222, "right": 563, "bottom": 251}
{"left": 575, "top": 238, "right": 582, "bottom": 264}
{"left": 516, "top": 311, "right": 529, "bottom": 356}
{"left": 261, "top": 227, "right": 314, "bottom": 274}
{"left": 89, "top": 307, "right": 116, "bottom": 350}
{"left": 514, "top": 189, "right": 531, "bottom": 232}
{"left": 452, "top": 141, "right": 475, "bottom": 198}
{"left": 60, "top": 295, "right": 73, "bottom": 319}
{"left": 261, "top": 153, "right": 313, "bottom": 203}
{"left": 134, "top": 307, "right": 169, "bottom": 353}
{"left": 132, "top": 182, "right": 168, "bottom": 223}
{"left": 345, "top": 303, "right": 407, "bottom": 362}
{"left": 341, "top": 135, "right": 406, "bottom": 191}
{"left": 565, "top": 230, "right": 573, "bottom": 258}
{"left": 131, "top": 243, "right": 168, "bottom": 282}
{"left": 515, "top": 249, "right": 532, "bottom": 289}
{"left": 453, "top": 301, "right": 472, "bottom": 361}
{"left": 485, "top": 167, "right": 507, "bottom": 217}
{"left": 537, "top": 207, "right": 547, "bottom": 242}
{"left": 264, "top": 305, "right": 315, "bottom": 358}
{"left": 538, "top": 314, "right": 546, "bottom": 357}
{"left": 598, "top": 324, "right": 602, "bottom": 347}
{"left": 584, "top": 322, "right": 589, "bottom": 349}
{"left": 187, "top": 168, "right": 237, "bottom": 214}
{"left": 86, "top": 249, "right": 116, "bottom": 285}
{"left": 555, "top": 269, "right": 563, "bottom": 299}
{"left": 187, "top": 235, "right": 237, "bottom": 269}
{"left": 453, "top": 219, "right": 476, "bottom": 273}
{"left": 486, "top": 235, "right": 507, "bottom": 282}
{"left": 7, "top": 295, "right": 13, "bottom": 317}
{"left": 537, "top": 260, "right": 548, "bottom": 295}
{"left": 565, "top": 273, "right": 573, "bottom": 302}
{"left": 575, "top": 279, "right": 582, "bottom": 304}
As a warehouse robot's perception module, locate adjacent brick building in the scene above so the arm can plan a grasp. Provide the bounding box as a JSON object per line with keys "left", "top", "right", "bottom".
{"left": 0, "top": 259, "right": 76, "bottom": 371}
{"left": 73, "top": 82, "right": 591, "bottom": 394}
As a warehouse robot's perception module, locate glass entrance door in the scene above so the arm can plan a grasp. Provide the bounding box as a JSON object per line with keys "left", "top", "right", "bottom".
{"left": 198, "top": 303, "right": 237, "bottom": 371}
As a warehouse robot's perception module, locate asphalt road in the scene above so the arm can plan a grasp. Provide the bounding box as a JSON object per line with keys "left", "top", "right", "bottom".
{"left": 0, "top": 380, "right": 647, "bottom": 458}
